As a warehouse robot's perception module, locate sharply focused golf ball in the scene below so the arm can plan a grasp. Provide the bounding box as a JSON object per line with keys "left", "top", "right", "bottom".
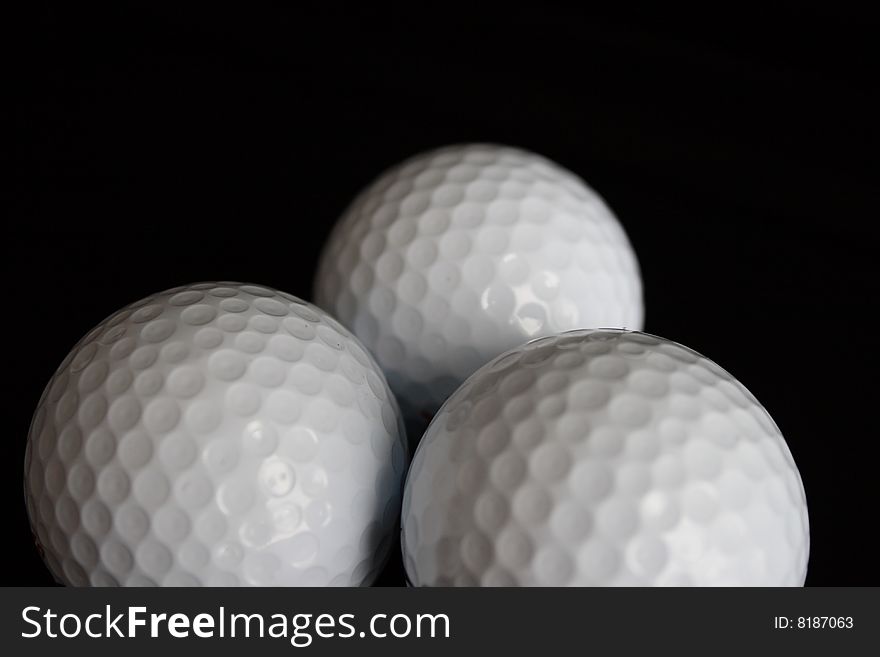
{"left": 24, "top": 282, "right": 408, "bottom": 587}
{"left": 402, "top": 330, "right": 809, "bottom": 586}
{"left": 315, "top": 144, "right": 643, "bottom": 436}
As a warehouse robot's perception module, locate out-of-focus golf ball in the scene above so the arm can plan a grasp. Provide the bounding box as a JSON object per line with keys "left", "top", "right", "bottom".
{"left": 315, "top": 144, "right": 643, "bottom": 436}
{"left": 24, "top": 282, "right": 408, "bottom": 586}
{"left": 401, "top": 329, "right": 809, "bottom": 586}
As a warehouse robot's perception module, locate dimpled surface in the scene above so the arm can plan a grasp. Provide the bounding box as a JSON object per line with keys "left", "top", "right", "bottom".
{"left": 402, "top": 330, "right": 809, "bottom": 586}
{"left": 24, "top": 282, "right": 408, "bottom": 587}
{"left": 315, "top": 144, "right": 643, "bottom": 431}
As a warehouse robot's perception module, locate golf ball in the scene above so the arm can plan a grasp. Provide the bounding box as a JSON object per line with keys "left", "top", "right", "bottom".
{"left": 401, "top": 330, "right": 809, "bottom": 586}
{"left": 315, "top": 144, "right": 643, "bottom": 437}
{"left": 24, "top": 282, "right": 408, "bottom": 586}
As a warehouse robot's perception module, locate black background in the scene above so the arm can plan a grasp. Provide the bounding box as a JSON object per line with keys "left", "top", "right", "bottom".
{"left": 9, "top": 4, "right": 877, "bottom": 586}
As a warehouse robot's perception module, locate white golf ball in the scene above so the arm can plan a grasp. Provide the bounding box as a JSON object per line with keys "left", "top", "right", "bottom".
{"left": 24, "top": 282, "right": 408, "bottom": 586}
{"left": 401, "top": 329, "right": 809, "bottom": 586}
{"left": 315, "top": 144, "right": 643, "bottom": 436}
